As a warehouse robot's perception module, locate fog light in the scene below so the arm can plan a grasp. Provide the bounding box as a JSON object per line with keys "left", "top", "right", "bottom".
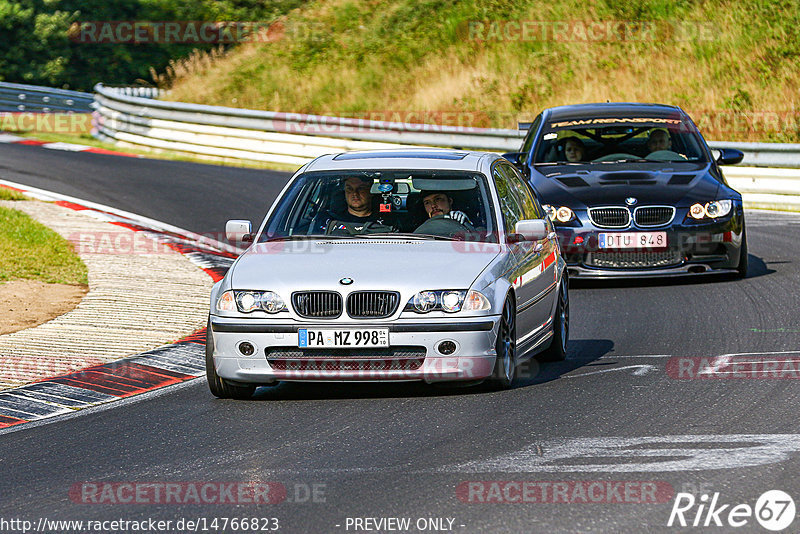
{"left": 438, "top": 341, "right": 457, "bottom": 355}
{"left": 238, "top": 342, "right": 255, "bottom": 356}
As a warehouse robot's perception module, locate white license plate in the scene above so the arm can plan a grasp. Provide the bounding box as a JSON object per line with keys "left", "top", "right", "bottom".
{"left": 599, "top": 232, "right": 667, "bottom": 249}
{"left": 298, "top": 328, "right": 389, "bottom": 348}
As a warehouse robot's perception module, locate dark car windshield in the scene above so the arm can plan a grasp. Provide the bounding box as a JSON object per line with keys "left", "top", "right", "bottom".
{"left": 258, "top": 170, "right": 497, "bottom": 242}
{"left": 533, "top": 116, "right": 708, "bottom": 165}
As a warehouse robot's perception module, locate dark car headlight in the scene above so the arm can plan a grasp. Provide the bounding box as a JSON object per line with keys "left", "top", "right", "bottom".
{"left": 543, "top": 204, "right": 576, "bottom": 224}
{"left": 688, "top": 200, "right": 733, "bottom": 220}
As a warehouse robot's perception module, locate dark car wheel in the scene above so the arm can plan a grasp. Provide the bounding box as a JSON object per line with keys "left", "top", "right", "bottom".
{"left": 486, "top": 297, "right": 517, "bottom": 390}
{"left": 205, "top": 318, "right": 256, "bottom": 400}
{"left": 537, "top": 276, "right": 569, "bottom": 362}
{"left": 735, "top": 226, "right": 748, "bottom": 279}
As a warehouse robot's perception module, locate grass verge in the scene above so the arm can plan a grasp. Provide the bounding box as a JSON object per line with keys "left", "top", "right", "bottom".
{"left": 0, "top": 206, "right": 88, "bottom": 285}
{"left": 0, "top": 189, "right": 28, "bottom": 201}
{"left": 160, "top": 0, "right": 800, "bottom": 143}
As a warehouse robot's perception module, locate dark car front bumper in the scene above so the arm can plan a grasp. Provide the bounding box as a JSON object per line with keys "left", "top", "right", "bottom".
{"left": 555, "top": 211, "right": 744, "bottom": 278}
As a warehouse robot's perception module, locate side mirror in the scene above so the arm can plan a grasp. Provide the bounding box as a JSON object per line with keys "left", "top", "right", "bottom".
{"left": 716, "top": 148, "right": 744, "bottom": 166}
{"left": 226, "top": 219, "right": 253, "bottom": 243}
{"left": 502, "top": 152, "right": 527, "bottom": 170}
{"left": 511, "top": 219, "right": 548, "bottom": 243}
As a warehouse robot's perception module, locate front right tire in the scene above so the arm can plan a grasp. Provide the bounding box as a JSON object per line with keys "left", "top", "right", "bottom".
{"left": 536, "top": 276, "right": 569, "bottom": 362}
{"left": 735, "top": 226, "right": 748, "bottom": 278}
{"left": 205, "top": 318, "right": 256, "bottom": 400}
{"left": 485, "top": 297, "right": 517, "bottom": 390}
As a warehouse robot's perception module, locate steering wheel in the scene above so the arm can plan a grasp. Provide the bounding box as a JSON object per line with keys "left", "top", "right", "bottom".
{"left": 413, "top": 214, "right": 469, "bottom": 238}
{"left": 645, "top": 150, "right": 687, "bottom": 162}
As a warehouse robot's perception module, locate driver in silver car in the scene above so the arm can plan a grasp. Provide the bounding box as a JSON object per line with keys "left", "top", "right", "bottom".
{"left": 421, "top": 191, "right": 474, "bottom": 228}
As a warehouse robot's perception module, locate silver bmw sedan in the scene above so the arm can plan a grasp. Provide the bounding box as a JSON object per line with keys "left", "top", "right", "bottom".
{"left": 206, "top": 149, "right": 569, "bottom": 398}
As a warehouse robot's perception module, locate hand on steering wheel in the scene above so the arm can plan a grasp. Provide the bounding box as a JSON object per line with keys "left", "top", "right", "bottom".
{"left": 446, "top": 210, "right": 471, "bottom": 226}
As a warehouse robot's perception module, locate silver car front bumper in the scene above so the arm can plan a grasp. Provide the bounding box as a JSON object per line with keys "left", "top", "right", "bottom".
{"left": 209, "top": 316, "right": 501, "bottom": 383}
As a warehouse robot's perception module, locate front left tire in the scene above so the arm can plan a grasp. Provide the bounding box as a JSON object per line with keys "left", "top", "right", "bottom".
{"left": 205, "top": 318, "right": 256, "bottom": 400}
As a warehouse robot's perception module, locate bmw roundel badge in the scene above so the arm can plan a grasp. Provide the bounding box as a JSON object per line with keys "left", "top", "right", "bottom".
{"left": 339, "top": 277, "right": 353, "bottom": 285}
{"left": 625, "top": 197, "right": 638, "bottom": 206}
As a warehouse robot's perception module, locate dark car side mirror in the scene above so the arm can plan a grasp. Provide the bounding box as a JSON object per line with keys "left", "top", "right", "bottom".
{"left": 716, "top": 148, "right": 744, "bottom": 166}
{"left": 502, "top": 152, "right": 527, "bottom": 171}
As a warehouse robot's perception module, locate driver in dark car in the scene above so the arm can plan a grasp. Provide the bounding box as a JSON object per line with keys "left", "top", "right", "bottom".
{"left": 421, "top": 191, "right": 474, "bottom": 228}
{"left": 646, "top": 129, "right": 672, "bottom": 153}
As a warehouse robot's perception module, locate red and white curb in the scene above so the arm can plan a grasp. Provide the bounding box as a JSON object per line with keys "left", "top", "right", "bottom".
{"left": 0, "top": 132, "right": 140, "bottom": 157}
{"left": 0, "top": 180, "right": 241, "bottom": 432}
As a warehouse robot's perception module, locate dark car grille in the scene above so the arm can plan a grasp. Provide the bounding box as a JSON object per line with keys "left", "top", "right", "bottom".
{"left": 586, "top": 250, "right": 683, "bottom": 269}
{"left": 634, "top": 206, "right": 675, "bottom": 227}
{"left": 266, "top": 346, "right": 426, "bottom": 372}
{"left": 346, "top": 291, "right": 400, "bottom": 319}
{"left": 588, "top": 207, "right": 630, "bottom": 228}
{"left": 291, "top": 291, "right": 342, "bottom": 319}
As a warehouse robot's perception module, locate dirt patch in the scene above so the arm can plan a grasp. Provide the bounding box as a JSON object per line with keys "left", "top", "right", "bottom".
{"left": 0, "top": 280, "right": 88, "bottom": 335}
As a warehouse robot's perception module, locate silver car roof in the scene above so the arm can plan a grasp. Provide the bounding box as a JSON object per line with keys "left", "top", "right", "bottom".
{"left": 304, "top": 149, "right": 499, "bottom": 173}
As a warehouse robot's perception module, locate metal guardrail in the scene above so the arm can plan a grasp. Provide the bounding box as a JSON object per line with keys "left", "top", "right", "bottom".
{"left": 92, "top": 83, "right": 525, "bottom": 166}
{"left": 0, "top": 82, "right": 94, "bottom": 113}
{"left": 92, "top": 84, "right": 800, "bottom": 169}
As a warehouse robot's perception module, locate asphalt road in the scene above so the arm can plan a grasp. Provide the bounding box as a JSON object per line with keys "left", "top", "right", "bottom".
{"left": 0, "top": 143, "right": 288, "bottom": 235}
{"left": 1, "top": 144, "right": 800, "bottom": 533}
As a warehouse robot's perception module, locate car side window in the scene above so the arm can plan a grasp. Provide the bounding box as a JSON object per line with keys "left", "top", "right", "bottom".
{"left": 492, "top": 165, "right": 525, "bottom": 237}
{"left": 500, "top": 163, "right": 544, "bottom": 220}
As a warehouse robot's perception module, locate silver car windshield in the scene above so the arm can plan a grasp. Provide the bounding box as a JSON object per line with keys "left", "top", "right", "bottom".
{"left": 259, "top": 170, "right": 498, "bottom": 242}
{"left": 534, "top": 118, "right": 708, "bottom": 165}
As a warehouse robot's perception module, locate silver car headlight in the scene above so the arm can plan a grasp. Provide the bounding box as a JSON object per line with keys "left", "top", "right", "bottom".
{"left": 405, "top": 290, "right": 490, "bottom": 313}
{"left": 688, "top": 200, "right": 733, "bottom": 219}
{"left": 216, "top": 290, "right": 286, "bottom": 313}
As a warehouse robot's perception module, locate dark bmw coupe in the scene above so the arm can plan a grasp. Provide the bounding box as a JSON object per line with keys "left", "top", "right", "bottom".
{"left": 504, "top": 103, "right": 747, "bottom": 278}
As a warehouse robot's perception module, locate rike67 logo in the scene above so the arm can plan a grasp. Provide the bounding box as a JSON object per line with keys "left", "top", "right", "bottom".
{"left": 668, "top": 490, "right": 796, "bottom": 531}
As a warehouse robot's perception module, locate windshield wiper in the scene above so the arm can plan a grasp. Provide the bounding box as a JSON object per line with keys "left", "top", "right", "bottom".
{"left": 599, "top": 158, "right": 650, "bottom": 163}
{"left": 357, "top": 232, "right": 458, "bottom": 241}
{"left": 264, "top": 235, "right": 350, "bottom": 242}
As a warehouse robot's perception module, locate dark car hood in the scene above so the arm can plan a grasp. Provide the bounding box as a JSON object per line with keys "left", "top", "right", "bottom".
{"left": 531, "top": 162, "right": 724, "bottom": 208}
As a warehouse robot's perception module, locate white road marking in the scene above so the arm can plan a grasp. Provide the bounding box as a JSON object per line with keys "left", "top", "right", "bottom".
{"left": 698, "top": 355, "right": 732, "bottom": 375}
{"left": 42, "top": 142, "right": 92, "bottom": 151}
{"left": 181, "top": 433, "right": 800, "bottom": 476}
{"left": 441, "top": 434, "right": 800, "bottom": 473}
{"left": 0, "top": 133, "right": 26, "bottom": 143}
{"left": 563, "top": 364, "right": 657, "bottom": 378}
{"left": 572, "top": 350, "right": 800, "bottom": 360}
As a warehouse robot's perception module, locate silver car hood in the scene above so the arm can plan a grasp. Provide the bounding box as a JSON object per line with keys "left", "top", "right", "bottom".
{"left": 230, "top": 239, "right": 502, "bottom": 291}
